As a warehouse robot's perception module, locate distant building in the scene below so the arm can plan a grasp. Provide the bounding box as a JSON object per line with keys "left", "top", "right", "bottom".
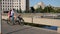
{"left": 33, "top": 2, "right": 45, "bottom": 9}
{"left": 26, "top": 0, "right": 29, "bottom": 12}
{"left": 1, "top": 0, "right": 29, "bottom": 12}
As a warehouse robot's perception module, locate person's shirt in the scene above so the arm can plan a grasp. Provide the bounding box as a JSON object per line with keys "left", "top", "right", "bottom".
{"left": 8, "top": 11, "right": 11, "bottom": 17}
{"left": 11, "top": 10, "right": 14, "bottom": 16}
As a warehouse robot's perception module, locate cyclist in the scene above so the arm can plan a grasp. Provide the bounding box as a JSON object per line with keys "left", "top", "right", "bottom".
{"left": 8, "top": 10, "right": 12, "bottom": 20}
{"left": 8, "top": 9, "right": 15, "bottom": 24}
{"left": 10, "top": 9, "right": 15, "bottom": 24}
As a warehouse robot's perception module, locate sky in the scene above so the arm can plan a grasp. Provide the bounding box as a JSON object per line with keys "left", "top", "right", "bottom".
{"left": 30, "top": 0, "right": 60, "bottom": 7}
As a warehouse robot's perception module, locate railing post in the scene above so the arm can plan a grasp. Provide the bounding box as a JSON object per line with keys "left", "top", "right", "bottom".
{"left": 32, "top": 13, "right": 33, "bottom": 23}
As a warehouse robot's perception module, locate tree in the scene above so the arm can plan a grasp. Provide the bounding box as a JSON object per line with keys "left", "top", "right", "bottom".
{"left": 42, "top": 6, "right": 48, "bottom": 13}
{"left": 43, "top": 6, "right": 55, "bottom": 13}
{"left": 31, "top": 7, "right": 35, "bottom": 13}
{"left": 16, "top": 8, "right": 22, "bottom": 13}
{"left": 24, "top": 7, "right": 35, "bottom": 13}
{"left": 24, "top": 10, "right": 29, "bottom": 13}
{"left": 17, "top": 9, "right": 19, "bottom": 13}
{"left": 19, "top": 8, "right": 22, "bottom": 13}
{"left": 56, "top": 9, "right": 60, "bottom": 13}
{"left": 39, "top": 6, "right": 43, "bottom": 13}
{"left": 48, "top": 6, "right": 55, "bottom": 13}
{"left": 35, "top": 6, "right": 43, "bottom": 13}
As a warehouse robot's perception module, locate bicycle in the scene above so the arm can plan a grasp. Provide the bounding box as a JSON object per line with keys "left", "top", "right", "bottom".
{"left": 7, "top": 16, "right": 24, "bottom": 26}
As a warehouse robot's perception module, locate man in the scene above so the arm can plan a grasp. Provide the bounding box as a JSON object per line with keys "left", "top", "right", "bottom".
{"left": 10, "top": 9, "right": 15, "bottom": 24}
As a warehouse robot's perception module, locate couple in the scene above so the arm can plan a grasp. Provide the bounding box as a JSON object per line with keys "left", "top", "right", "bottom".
{"left": 8, "top": 9, "right": 23, "bottom": 24}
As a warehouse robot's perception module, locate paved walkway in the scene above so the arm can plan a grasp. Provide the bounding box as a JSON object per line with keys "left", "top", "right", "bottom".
{"left": 2, "top": 15, "right": 60, "bottom": 33}
{"left": 2, "top": 20, "right": 60, "bottom": 34}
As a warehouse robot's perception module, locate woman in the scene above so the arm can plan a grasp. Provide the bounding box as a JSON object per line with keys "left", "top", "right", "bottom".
{"left": 8, "top": 10, "right": 12, "bottom": 20}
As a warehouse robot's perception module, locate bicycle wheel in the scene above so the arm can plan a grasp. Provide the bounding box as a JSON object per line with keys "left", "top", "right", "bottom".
{"left": 19, "top": 19, "right": 24, "bottom": 26}
{"left": 7, "top": 20, "right": 14, "bottom": 26}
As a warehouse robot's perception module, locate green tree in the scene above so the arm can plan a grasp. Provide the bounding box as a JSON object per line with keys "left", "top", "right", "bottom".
{"left": 17, "top": 9, "right": 19, "bottom": 13}
{"left": 56, "top": 9, "right": 60, "bottom": 13}
{"left": 48, "top": 6, "right": 55, "bottom": 13}
{"left": 35, "top": 6, "right": 43, "bottom": 13}
{"left": 19, "top": 8, "right": 22, "bottom": 13}
{"left": 16, "top": 8, "right": 22, "bottom": 13}
{"left": 24, "top": 10, "right": 28, "bottom": 13}
{"left": 43, "top": 6, "right": 48, "bottom": 13}
{"left": 43, "top": 6, "right": 55, "bottom": 13}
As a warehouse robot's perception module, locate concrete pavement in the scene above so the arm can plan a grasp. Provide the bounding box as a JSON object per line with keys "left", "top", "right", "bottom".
{"left": 2, "top": 20, "right": 60, "bottom": 34}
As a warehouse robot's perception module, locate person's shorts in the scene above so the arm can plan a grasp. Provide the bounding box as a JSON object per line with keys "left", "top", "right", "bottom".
{"left": 10, "top": 16, "right": 12, "bottom": 17}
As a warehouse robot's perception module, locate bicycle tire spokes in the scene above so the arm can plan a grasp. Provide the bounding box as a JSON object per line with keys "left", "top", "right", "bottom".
{"left": 19, "top": 20, "right": 24, "bottom": 26}
{"left": 7, "top": 17, "right": 25, "bottom": 26}
{"left": 7, "top": 20, "right": 14, "bottom": 26}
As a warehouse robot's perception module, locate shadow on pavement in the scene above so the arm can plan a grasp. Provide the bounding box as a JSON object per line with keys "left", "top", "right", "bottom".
{"left": 6, "top": 27, "right": 32, "bottom": 34}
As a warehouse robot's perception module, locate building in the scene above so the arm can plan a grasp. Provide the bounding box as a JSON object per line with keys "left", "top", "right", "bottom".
{"left": 1, "top": 0, "right": 29, "bottom": 12}
{"left": 33, "top": 2, "right": 45, "bottom": 9}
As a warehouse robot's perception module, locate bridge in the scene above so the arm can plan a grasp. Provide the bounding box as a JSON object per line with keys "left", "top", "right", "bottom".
{"left": 2, "top": 13, "right": 60, "bottom": 33}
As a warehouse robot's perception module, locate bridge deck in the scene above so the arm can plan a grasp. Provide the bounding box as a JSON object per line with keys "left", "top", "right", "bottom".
{"left": 2, "top": 20, "right": 60, "bottom": 34}
{"left": 2, "top": 16, "right": 60, "bottom": 33}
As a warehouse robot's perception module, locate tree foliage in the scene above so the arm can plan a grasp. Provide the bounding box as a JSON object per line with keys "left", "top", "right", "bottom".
{"left": 17, "top": 8, "right": 22, "bottom": 13}
{"left": 43, "top": 6, "right": 55, "bottom": 13}
{"left": 56, "top": 9, "right": 60, "bottom": 13}
{"left": 24, "top": 6, "right": 60, "bottom": 13}
{"left": 35, "top": 6, "right": 43, "bottom": 13}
